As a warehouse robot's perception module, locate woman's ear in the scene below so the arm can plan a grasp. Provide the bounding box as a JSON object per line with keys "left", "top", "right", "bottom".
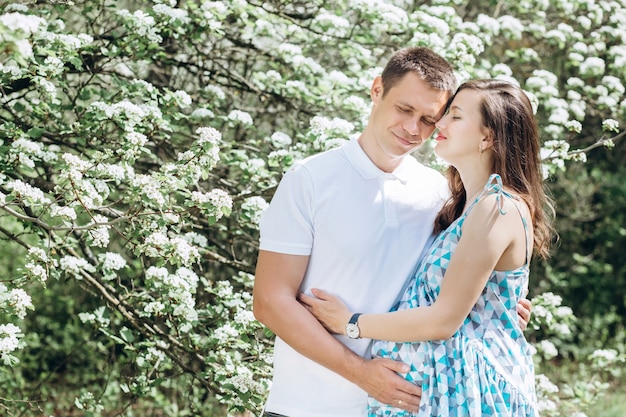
{"left": 480, "top": 130, "right": 495, "bottom": 152}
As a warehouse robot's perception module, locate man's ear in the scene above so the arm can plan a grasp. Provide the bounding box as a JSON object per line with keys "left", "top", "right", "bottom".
{"left": 370, "top": 76, "right": 383, "bottom": 104}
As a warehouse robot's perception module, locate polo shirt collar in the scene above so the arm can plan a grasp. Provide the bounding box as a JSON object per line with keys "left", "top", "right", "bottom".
{"left": 344, "top": 137, "right": 413, "bottom": 184}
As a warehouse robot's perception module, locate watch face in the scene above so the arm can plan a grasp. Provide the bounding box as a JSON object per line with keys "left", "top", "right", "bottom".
{"left": 346, "top": 323, "right": 359, "bottom": 339}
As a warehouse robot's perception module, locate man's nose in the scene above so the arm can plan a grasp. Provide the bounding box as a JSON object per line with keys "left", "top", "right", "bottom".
{"left": 403, "top": 118, "right": 420, "bottom": 136}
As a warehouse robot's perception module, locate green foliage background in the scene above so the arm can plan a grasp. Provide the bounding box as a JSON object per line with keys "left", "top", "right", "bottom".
{"left": 0, "top": 0, "right": 625, "bottom": 416}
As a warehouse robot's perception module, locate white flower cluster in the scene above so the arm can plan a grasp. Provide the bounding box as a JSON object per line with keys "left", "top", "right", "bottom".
{"left": 354, "top": 0, "right": 408, "bottom": 30}
{"left": 595, "top": 76, "right": 625, "bottom": 110}
{"left": 241, "top": 196, "right": 269, "bottom": 226}
{"left": 498, "top": 15, "right": 525, "bottom": 40}
{"left": 9, "top": 137, "right": 56, "bottom": 169}
{"left": 59, "top": 255, "right": 96, "bottom": 278}
{"left": 23, "top": 247, "right": 55, "bottom": 283}
{"left": 152, "top": 4, "right": 190, "bottom": 25}
{"left": 198, "top": 1, "right": 227, "bottom": 30}
{"left": 0, "top": 12, "right": 45, "bottom": 34}
{"left": 169, "top": 90, "right": 193, "bottom": 108}
{"left": 116, "top": 9, "right": 162, "bottom": 43}
{"left": 579, "top": 56, "right": 605, "bottom": 77}
{"left": 190, "top": 188, "right": 233, "bottom": 221}
{"left": 269, "top": 131, "right": 292, "bottom": 148}
{"left": 448, "top": 33, "right": 484, "bottom": 68}
{"left": 143, "top": 266, "right": 199, "bottom": 326}
{"left": 565, "top": 120, "right": 583, "bottom": 133}
{"left": 535, "top": 373, "right": 560, "bottom": 413}
{"left": 224, "top": 366, "right": 264, "bottom": 395}
{"left": 39, "top": 31, "right": 94, "bottom": 52}
{"left": 251, "top": 69, "right": 283, "bottom": 92}
{"left": 565, "top": 77, "right": 587, "bottom": 120}
{"left": 532, "top": 292, "right": 574, "bottom": 335}
{"left": 602, "top": 118, "right": 620, "bottom": 132}
{"left": 6, "top": 179, "right": 51, "bottom": 206}
{"left": 0, "top": 283, "right": 33, "bottom": 319}
{"left": 0, "top": 323, "right": 23, "bottom": 358}
{"left": 537, "top": 339, "right": 558, "bottom": 360}
{"left": 132, "top": 174, "right": 167, "bottom": 208}
{"left": 190, "top": 107, "right": 214, "bottom": 119}
{"left": 87, "top": 214, "right": 111, "bottom": 248}
{"left": 227, "top": 109, "right": 253, "bottom": 125}
{"left": 89, "top": 100, "right": 163, "bottom": 132}
{"left": 143, "top": 231, "right": 200, "bottom": 266}
{"left": 57, "top": 154, "right": 110, "bottom": 210}
{"left": 213, "top": 323, "right": 239, "bottom": 343}
{"left": 204, "top": 84, "right": 226, "bottom": 100}
{"left": 590, "top": 348, "right": 618, "bottom": 362}
{"left": 308, "top": 116, "right": 355, "bottom": 151}
{"left": 98, "top": 252, "right": 126, "bottom": 275}
{"left": 183, "top": 231, "right": 208, "bottom": 248}
{"left": 196, "top": 126, "right": 221, "bottom": 146}
{"left": 311, "top": 11, "right": 351, "bottom": 37}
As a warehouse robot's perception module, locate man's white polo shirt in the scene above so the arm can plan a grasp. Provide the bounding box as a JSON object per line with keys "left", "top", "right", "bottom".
{"left": 259, "top": 137, "right": 448, "bottom": 417}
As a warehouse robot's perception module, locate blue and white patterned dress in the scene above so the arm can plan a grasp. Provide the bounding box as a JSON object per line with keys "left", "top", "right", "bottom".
{"left": 368, "top": 174, "right": 538, "bottom": 417}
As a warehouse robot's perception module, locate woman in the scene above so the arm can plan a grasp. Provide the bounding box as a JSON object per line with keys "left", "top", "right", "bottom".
{"left": 300, "top": 79, "right": 554, "bottom": 416}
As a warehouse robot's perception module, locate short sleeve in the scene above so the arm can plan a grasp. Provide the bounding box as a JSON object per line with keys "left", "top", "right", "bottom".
{"left": 258, "top": 163, "right": 315, "bottom": 255}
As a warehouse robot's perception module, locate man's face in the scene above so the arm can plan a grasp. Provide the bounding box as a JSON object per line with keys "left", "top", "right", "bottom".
{"left": 367, "top": 73, "right": 449, "bottom": 161}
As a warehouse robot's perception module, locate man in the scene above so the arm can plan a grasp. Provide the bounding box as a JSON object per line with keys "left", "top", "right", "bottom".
{"left": 253, "top": 47, "right": 531, "bottom": 417}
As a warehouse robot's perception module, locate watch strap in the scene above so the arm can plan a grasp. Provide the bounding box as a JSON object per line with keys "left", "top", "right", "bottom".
{"left": 349, "top": 312, "right": 362, "bottom": 325}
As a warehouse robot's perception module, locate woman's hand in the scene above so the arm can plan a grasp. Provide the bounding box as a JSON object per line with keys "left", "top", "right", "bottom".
{"left": 298, "top": 288, "right": 353, "bottom": 335}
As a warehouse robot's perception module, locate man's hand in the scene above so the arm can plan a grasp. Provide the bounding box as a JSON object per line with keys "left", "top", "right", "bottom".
{"left": 354, "top": 357, "right": 421, "bottom": 413}
{"left": 517, "top": 298, "right": 532, "bottom": 330}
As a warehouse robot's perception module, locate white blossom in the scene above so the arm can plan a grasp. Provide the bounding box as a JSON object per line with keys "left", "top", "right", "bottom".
{"left": 183, "top": 232, "right": 208, "bottom": 248}
{"left": 213, "top": 324, "right": 239, "bottom": 343}
{"left": 241, "top": 196, "right": 269, "bottom": 225}
{"left": 172, "top": 90, "right": 192, "bottom": 107}
{"left": 227, "top": 110, "right": 253, "bottom": 125}
{"left": 602, "top": 118, "right": 620, "bottom": 132}
{"left": 565, "top": 120, "right": 582, "bottom": 133}
{"left": 88, "top": 214, "right": 110, "bottom": 248}
{"left": 196, "top": 126, "right": 222, "bottom": 146}
{"left": 126, "top": 131, "right": 148, "bottom": 147}
{"left": 270, "top": 131, "right": 292, "bottom": 148}
{"left": 7, "top": 289, "right": 33, "bottom": 319}
{"left": 116, "top": 9, "right": 162, "bottom": 43}
{"left": 538, "top": 340, "right": 558, "bottom": 359}
{"left": 24, "top": 262, "right": 47, "bottom": 282}
{"left": 498, "top": 15, "right": 524, "bottom": 39}
{"left": 579, "top": 56, "right": 605, "bottom": 77}
{"left": 0, "top": 323, "right": 22, "bottom": 356}
{"left": 0, "top": 12, "right": 45, "bottom": 34}
{"left": 190, "top": 108, "right": 214, "bottom": 119}
{"left": 6, "top": 179, "right": 51, "bottom": 206}
{"left": 59, "top": 256, "right": 96, "bottom": 277}
{"left": 133, "top": 174, "right": 166, "bottom": 207}
{"left": 153, "top": 4, "right": 190, "bottom": 24}
{"left": 50, "top": 205, "right": 77, "bottom": 221}
{"left": 204, "top": 85, "right": 226, "bottom": 100}
{"left": 234, "top": 309, "right": 255, "bottom": 326}
{"left": 100, "top": 252, "right": 126, "bottom": 271}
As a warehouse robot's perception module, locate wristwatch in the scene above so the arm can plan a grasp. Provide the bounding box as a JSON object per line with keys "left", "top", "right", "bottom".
{"left": 346, "top": 313, "right": 363, "bottom": 339}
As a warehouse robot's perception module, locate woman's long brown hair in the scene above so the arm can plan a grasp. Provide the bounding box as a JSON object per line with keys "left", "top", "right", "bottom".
{"left": 433, "top": 79, "right": 555, "bottom": 259}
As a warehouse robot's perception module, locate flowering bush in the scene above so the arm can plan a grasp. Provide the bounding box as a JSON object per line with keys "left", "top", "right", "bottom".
{"left": 0, "top": 0, "right": 624, "bottom": 415}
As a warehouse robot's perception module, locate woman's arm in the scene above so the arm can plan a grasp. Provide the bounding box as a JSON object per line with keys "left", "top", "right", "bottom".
{"left": 301, "top": 195, "right": 530, "bottom": 342}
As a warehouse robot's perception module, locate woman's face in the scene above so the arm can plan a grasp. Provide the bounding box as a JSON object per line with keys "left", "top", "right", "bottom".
{"left": 433, "top": 89, "right": 488, "bottom": 166}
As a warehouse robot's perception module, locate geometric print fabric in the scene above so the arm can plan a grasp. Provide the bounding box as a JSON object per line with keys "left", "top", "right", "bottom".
{"left": 368, "top": 174, "right": 539, "bottom": 417}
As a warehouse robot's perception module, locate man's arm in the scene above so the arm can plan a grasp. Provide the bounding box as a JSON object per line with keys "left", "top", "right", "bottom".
{"left": 252, "top": 249, "right": 422, "bottom": 411}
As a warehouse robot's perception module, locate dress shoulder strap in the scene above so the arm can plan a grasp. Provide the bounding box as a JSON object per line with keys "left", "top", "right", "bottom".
{"left": 464, "top": 174, "right": 532, "bottom": 266}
